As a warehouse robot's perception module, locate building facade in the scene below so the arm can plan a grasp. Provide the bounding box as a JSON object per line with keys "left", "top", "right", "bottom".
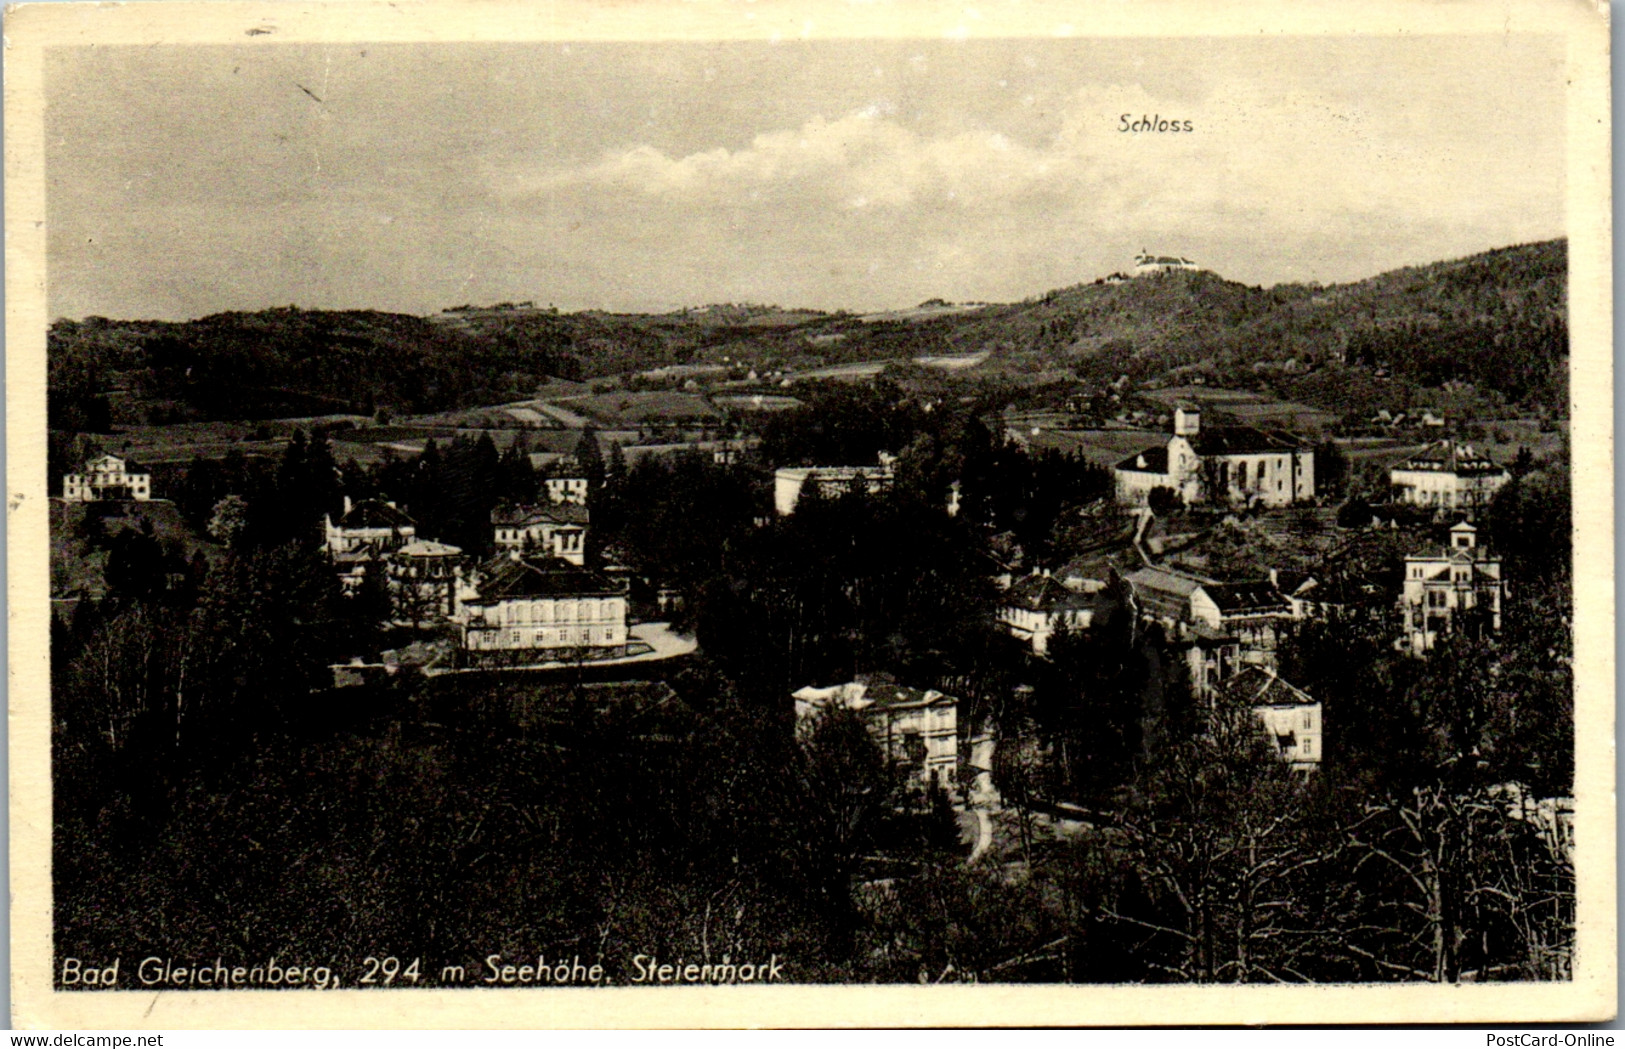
{"left": 1216, "top": 667, "right": 1323, "bottom": 771}
{"left": 62, "top": 454, "right": 151, "bottom": 502}
{"left": 461, "top": 558, "right": 629, "bottom": 659}
{"left": 998, "top": 573, "right": 1109, "bottom": 656}
{"left": 793, "top": 678, "right": 959, "bottom": 793}
{"left": 387, "top": 539, "right": 467, "bottom": 623}
{"left": 773, "top": 462, "right": 895, "bottom": 515}
{"left": 1389, "top": 441, "right": 1511, "bottom": 512}
{"left": 491, "top": 502, "right": 589, "bottom": 565}
{"left": 324, "top": 497, "right": 417, "bottom": 555}
{"left": 1116, "top": 406, "right": 1315, "bottom": 508}
{"left": 1398, "top": 521, "right": 1505, "bottom": 654}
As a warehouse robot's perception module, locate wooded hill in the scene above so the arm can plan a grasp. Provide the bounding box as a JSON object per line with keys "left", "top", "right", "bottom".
{"left": 48, "top": 239, "right": 1566, "bottom": 429}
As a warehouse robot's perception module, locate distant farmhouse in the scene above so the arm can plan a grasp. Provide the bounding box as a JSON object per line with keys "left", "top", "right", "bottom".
{"left": 793, "top": 677, "right": 960, "bottom": 794}
{"left": 1115, "top": 405, "right": 1315, "bottom": 509}
{"left": 1398, "top": 521, "right": 1504, "bottom": 655}
{"left": 1134, "top": 252, "right": 1200, "bottom": 277}
{"left": 1389, "top": 440, "right": 1510, "bottom": 512}
{"left": 62, "top": 454, "right": 151, "bottom": 502}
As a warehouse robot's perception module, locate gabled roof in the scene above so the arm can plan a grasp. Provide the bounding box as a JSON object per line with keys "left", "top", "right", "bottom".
{"left": 793, "top": 678, "right": 956, "bottom": 713}
{"left": 491, "top": 502, "right": 591, "bottom": 527}
{"left": 337, "top": 499, "right": 416, "bottom": 530}
{"left": 1395, "top": 440, "right": 1508, "bottom": 478}
{"left": 1125, "top": 566, "right": 1209, "bottom": 599}
{"left": 1201, "top": 581, "right": 1292, "bottom": 616}
{"left": 1217, "top": 666, "right": 1316, "bottom": 709}
{"left": 1116, "top": 446, "right": 1169, "bottom": 474}
{"left": 1004, "top": 574, "right": 1100, "bottom": 613}
{"left": 468, "top": 558, "right": 624, "bottom": 601}
{"left": 396, "top": 539, "right": 463, "bottom": 558}
{"left": 1186, "top": 426, "right": 1303, "bottom": 456}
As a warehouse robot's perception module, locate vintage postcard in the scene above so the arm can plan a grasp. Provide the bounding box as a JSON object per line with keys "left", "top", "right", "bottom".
{"left": 6, "top": 0, "right": 1613, "bottom": 1029}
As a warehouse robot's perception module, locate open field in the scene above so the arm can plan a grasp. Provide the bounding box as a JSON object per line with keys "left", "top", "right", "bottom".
{"left": 1140, "top": 386, "right": 1339, "bottom": 432}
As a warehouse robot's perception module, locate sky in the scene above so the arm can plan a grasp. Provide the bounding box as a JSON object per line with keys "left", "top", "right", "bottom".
{"left": 46, "top": 34, "right": 1566, "bottom": 320}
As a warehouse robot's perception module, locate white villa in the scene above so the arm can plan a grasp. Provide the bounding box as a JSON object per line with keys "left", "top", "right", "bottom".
{"left": 1216, "top": 667, "right": 1323, "bottom": 771}
{"left": 62, "top": 454, "right": 151, "bottom": 502}
{"left": 1389, "top": 441, "right": 1510, "bottom": 512}
{"left": 1398, "top": 521, "right": 1505, "bottom": 654}
{"left": 460, "top": 558, "right": 629, "bottom": 659}
{"left": 491, "top": 502, "right": 589, "bottom": 565}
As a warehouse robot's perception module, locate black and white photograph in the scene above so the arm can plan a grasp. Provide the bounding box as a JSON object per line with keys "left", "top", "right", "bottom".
{"left": 7, "top": 0, "right": 1614, "bottom": 1029}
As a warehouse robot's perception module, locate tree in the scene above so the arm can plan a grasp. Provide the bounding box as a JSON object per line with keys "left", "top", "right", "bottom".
{"left": 207, "top": 495, "right": 251, "bottom": 548}
{"left": 1148, "top": 486, "right": 1183, "bottom": 516}
{"left": 787, "top": 704, "right": 899, "bottom": 954}
{"left": 1315, "top": 440, "right": 1349, "bottom": 500}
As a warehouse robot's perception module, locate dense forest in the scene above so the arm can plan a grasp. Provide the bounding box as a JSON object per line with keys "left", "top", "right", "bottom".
{"left": 47, "top": 240, "right": 1567, "bottom": 429}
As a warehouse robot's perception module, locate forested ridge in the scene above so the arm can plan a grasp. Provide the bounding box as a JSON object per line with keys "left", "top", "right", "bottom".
{"left": 48, "top": 239, "right": 1566, "bottom": 428}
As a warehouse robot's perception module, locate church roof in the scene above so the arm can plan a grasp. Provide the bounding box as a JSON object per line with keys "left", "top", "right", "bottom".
{"left": 1116, "top": 446, "right": 1170, "bottom": 474}
{"left": 1201, "top": 581, "right": 1293, "bottom": 616}
{"left": 1187, "top": 426, "right": 1303, "bottom": 456}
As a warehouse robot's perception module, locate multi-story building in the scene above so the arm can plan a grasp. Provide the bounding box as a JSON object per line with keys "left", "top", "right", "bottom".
{"left": 773, "top": 457, "right": 895, "bottom": 515}
{"left": 490, "top": 502, "right": 589, "bottom": 565}
{"left": 387, "top": 539, "right": 468, "bottom": 623}
{"left": 1115, "top": 406, "right": 1315, "bottom": 509}
{"left": 1215, "top": 667, "right": 1323, "bottom": 771}
{"left": 1389, "top": 440, "right": 1510, "bottom": 513}
{"left": 62, "top": 454, "right": 151, "bottom": 502}
{"left": 1398, "top": 521, "right": 1505, "bottom": 654}
{"left": 324, "top": 496, "right": 417, "bottom": 555}
{"left": 792, "top": 677, "right": 960, "bottom": 793}
{"left": 545, "top": 475, "right": 589, "bottom": 506}
{"left": 460, "top": 558, "right": 629, "bottom": 660}
{"left": 998, "top": 573, "right": 1111, "bottom": 655}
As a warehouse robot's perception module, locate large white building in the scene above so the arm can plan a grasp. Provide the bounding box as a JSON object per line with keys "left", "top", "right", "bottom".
{"left": 1389, "top": 441, "right": 1510, "bottom": 512}
{"left": 773, "top": 461, "right": 895, "bottom": 515}
{"left": 1398, "top": 521, "right": 1504, "bottom": 655}
{"left": 62, "top": 454, "right": 151, "bottom": 502}
{"left": 460, "top": 558, "right": 629, "bottom": 659}
{"left": 1116, "top": 406, "right": 1315, "bottom": 509}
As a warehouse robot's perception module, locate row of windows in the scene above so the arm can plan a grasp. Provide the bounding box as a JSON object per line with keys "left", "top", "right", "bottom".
{"left": 470, "top": 625, "right": 624, "bottom": 648}
{"left": 499, "top": 598, "right": 624, "bottom": 625}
